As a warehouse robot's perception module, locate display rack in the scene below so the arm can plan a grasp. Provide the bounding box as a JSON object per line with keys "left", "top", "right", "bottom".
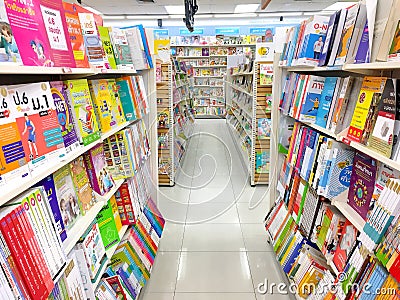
{"left": 156, "top": 62, "right": 195, "bottom": 186}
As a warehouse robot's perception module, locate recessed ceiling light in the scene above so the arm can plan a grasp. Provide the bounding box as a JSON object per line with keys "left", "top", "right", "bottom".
{"left": 102, "top": 15, "right": 126, "bottom": 20}
{"left": 126, "top": 15, "right": 167, "bottom": 19}
{"left": 323, "top": 1, "right": 357, "bottom": 11}
{"left": 82, "top": 5, "right": 103, "bottom": 15}
{"left": 219, "top": 13, "right": 257, "bottom": 18}
{"left": 164, "top": 5, "right": 185, "bottom": 15}
{"left": 234, "top": 4, "right": 259, "bottom": 13}
{"left": 169, "top": 14, "right": 185, "bottom": 19}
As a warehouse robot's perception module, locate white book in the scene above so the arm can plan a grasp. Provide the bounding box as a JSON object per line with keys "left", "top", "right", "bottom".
{"left": 68, "top": 249, "right": 96, "bottom": 300}
{"left": 371, "top": 0, "right": 395, "bottom": 61}
{"left": 376, "top": 0, "right": 400, "bottom": 61}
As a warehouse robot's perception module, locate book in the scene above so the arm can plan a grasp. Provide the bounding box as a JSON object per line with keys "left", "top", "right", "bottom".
{"left": 53, "top": 165, "right": 81, "bottom": 230}
{"left": 62, "top": 2, "right": 89, "bottom": 68}
{"left": 96, "top": 197, "right": 121, "bottom": 251}
{"left": 98, "top": 26, "right": 117, "bottom": 69}
{"left": 106, "top": 79, "right": 126, "bottom": 126}
{"left": 256, "top": 151, "right": 269, "bottom": 174}
{"left": 0, "top": 3, "right": 21, "bottom": 64}
{"left": 68, "top": 248, "right": 95, "bottom": 299}
{"left": 63, "top": 257, "right": 86, "bottom": 299}
{"left": 259, "top": 64, "right": 273, "bottom": 86}
{"left": 157, "top": 110, "right": 169, "bottom": 128}
{"left": 8, "top": 82, "right": 66, "bottom": 174}
{"left": 108, "top": 27, "right": 135, "bottom": 70}
{"left": 315, "top": 77, "right": 338, "bottom": 128}
{"left": 64, "top": 79, "right": 101, "bottom": 146}
{"left": 318, "top": 10, "right": 341, "bottom": 66}
{"left": 388, "top": 20, "right": 400, "bottom": 61}
{"left": 257, "top": 118, "right": 271, "bottom": 139}
{"left": 116, "top": 78, "right": 137, "bottom": 122}
{"left": 299, "top": 76, "right": 326, "bottom": 123}
{"left": 347, "top": 151, "right": 377, "bottom": 220}
{"left": 84, "top": 143, "right": 115, "bottom": 196}
{"left": 347, "top": 76, "right": 387, "bottom": 143}
{"left": 50, "top": 81, "right": 80, "bottom": 153}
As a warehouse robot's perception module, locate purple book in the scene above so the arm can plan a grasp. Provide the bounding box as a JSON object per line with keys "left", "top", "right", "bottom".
{"left": 36, "top": 175, "right": 68, "bottom": 242}
{"left": 50, "top": 81, "right": 80, "bottom": 153}
{"left": 347, "top": 151, "right": 377, "bottom": 220}
{"left": 354, "top": 21, "right": 370, "bottom": 64}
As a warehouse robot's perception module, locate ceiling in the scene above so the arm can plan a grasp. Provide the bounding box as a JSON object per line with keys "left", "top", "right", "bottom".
{"left": 80, "top": 0, "right": 356, "bottom": 16}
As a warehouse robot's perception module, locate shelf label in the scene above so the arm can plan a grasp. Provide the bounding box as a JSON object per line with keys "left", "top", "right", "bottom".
{"left": 154, "top": 29, "right": 169, "bottom": 36}
{"left": 179, "top": 28, "right": 204, "bottom": 35}
{"left": 215, "top": 28, "right": 240, "bottom": 35}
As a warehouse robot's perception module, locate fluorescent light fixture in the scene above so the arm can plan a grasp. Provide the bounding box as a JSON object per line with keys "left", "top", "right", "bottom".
{"left": 218, "top": 13, "right": 257, "bottom": 18}
{"left": 164, "top": 5, "right": 185, "bottom": 14}
{"left": 169, "top": 14, "right": 185, "bottom": 19}
{"left": 234, "top": 4, "right": 259, "bottom": 13}
{"left": 303, "top": 11, "right": 334, "bottom": 16}
{"left": 126, "top": 15, "right": 168, "bottom": 19}
{"left": 258, "top": 12, "right": 303, "bottom": 17}
{"left": 102, "top": 15, "right": 126, "bottom": 20}
{"left": 196, "top": 14, "right": 214, "bottom": 18}
{"left": 82, "top": 5, "right": 103, "bottom": 15}
{"left": 323, "top": 1, "right": 357, "bottom": 11}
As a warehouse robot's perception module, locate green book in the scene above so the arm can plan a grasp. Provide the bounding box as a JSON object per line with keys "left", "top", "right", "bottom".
{"left": 116, "top": 78, "right": 137, "bottom": 121}
{"left": 96, "top": 199, "right": 120, "bottom": 250}
{"left": 98, "top": 26, "right": 117, "bottom": 69}
{"left": 273, "top": 217, "right": 294, "bottom": 253}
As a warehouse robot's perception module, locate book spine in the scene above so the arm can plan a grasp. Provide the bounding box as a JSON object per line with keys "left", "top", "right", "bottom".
{"left": 83, "top": 150, "right": 100, "bottom": 194}
{"left": 0, "top": 239, "right": 23, "bottom": 300}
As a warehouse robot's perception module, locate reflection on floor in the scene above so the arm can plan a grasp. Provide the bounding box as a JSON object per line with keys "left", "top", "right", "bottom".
{"left": 140, "top": 119, "right": 291, "bottom": 300}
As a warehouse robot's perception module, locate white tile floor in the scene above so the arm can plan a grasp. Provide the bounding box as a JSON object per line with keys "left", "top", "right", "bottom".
{"left": 140, "top": 120, "right": 291, "bottom": 300}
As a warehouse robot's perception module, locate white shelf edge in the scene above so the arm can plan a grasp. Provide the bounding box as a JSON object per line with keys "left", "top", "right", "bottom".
{"left": 333, "top": 200, "right": 365, "bottom": 232}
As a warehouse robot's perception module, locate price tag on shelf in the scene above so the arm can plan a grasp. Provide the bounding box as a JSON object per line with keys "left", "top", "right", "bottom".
{"left": 101, "top": 69, "right": 108, "bottom": 74}
{"left": 341, "top": 137, "right": 351, "bottom": 145}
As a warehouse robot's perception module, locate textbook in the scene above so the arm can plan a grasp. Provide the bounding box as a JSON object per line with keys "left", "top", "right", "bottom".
{"left": 299, "top": 76, "right": 326, "bottom": 123}
{"left": 0, "top": 3, "right": 21, "bottom": 64}
{"left": 98, "top": 26, "right": 117, "bottom": 69}
{"left": 314, "top": 77, "right": 338, "bottom": 128}
{"left": 108, "top": 27, "right": 135, "bottom": 70}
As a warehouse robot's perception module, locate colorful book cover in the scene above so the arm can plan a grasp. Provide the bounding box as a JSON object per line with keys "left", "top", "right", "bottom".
{"left": 259, "top": 64, "right": 273, "bottom": 86}
{"left": 367, "top": 79, "right": 396, "bottom": 157}
{"left": 265, "top": 93, "right": 272, "bottom": 113}
{"left": 315, "top": 77, "right": 338, "bottom": 128}
{"left": 62, "top": 2, "right": 89, "bottom": 68}
{"left": 354, "top": 21, "right": 370, "bottom": 64}
{"left": 347, "top": 151, "right": 377, "bottom": 220}
{"left": 69, "top": 155, "right": 96, "bottom": 215}
{"left": 388, "top": 20, "right": 400, "bottom": 61}
{"left": 53, "top": 165, "right": 81, "bottom": 230}
{"left": 0, "top": 86, "right": 31, "bottom": 187}
{"left": 0, "top": 3, "right": 21, "bottom": 64}
{"left": 50, "top": 81, "right": 80, "bottom": 153}
{"left": 107, "top": 79, "right": 126, "bottom": 126}
{"left": 318, "top": 11, "right": 340, "bottom": 66}
{"left": 116, "top": 78, "right": 137, "bottom": 121}
{"left": 98, "top": 26, "right": 117, "bottom": 69}
{"left": 299, "top": 76, "right": 326, "bottom": 123}
{"left": 109, "top": 27, "right": 135, "bottom": 70}
{"left": 347, "top": 77, "right": 387, "bottom": 143}
{"left": 84, "top": 143, "right": 115, "bottom": 196}
{"left": 297, "top": 15, "right": 330, "bottom": 66}
{"left": 64, "top": 79, "right": 101, "bottom": 145}
{"left": 257, "top": 118, "right": 271, "bottom": 139}
{"left": 158, "top": 133, "right": 168, "bottom": 149}
{"left": 8, "top": 82, "right": 66, "bottom": 174}
{"left": 332, "top": 220, "right": 357, "bottom": 272}
{"left": 88, "top": 79, "right": 115, "bottom": 133}
{"left": 77, "top": 12, "right": 107, "bottom": 69}
{"left": 256, "top": 151, "right": 270, "bottom": 174}
{"left": 157, "top": 110, "right": 169, "bottom": 128}
{"left": 96, "top": 198, "right": 120, "bottom": 251}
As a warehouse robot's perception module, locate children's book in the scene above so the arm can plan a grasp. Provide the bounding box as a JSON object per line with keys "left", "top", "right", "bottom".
{"left": 256, "top": 151, "right": 270, "bottom": 174}
{"left": 84, "top": 143, "right": 115, "bottom": 196}
{"left": 259, "top": 64, "right": 273, "bottom": 86}
{"left": 98, "top": 26, "right": 117, "bottom": 69}
{"left": 109, "top": 27, "right": 135, "bottom": 70}
{"left": 158, "top": 133, "right": 168, "bottom": 149}
{"left": 50, "top": 81, "right": 80, "bottom": 153}
{"left": 347, "top": 151, "right": 377, "bottom": 220}
{"left": 116, "top": 78, "right": 137, "bottom": 121}
{"left": 96, "top": 197, "right": 120, "bottom": 251}
{"left": 157, "top": 110, "right": 169, "bottom": 128}
{"left": 0, "top": 86, "right": 31, "bottom": 187}
{"left": 53, "top": 165, "right": 81, "bottom": 230}
{"left": 257, "top": 118, "right": 271, "bottom": 139}
{"left": 69, "top": 155, "right": 96, "bottom": 215}
{"left": 107, "top": 79, "right": 126, "bottom": 126}
{"left": 265, "top": 93, "right": 272, "bottom": 113}
{"left": 315, "top": 77, "right": 339, "bottom": 128}
{"left": 8, "top": 82, "right": 66, "bottom": 175}
{"left": 67, "top": 249, "right": 95, "bottom": 299}
{"left": 62, "top": 2, "right": 89, "bottom": 68}
{"left": 64, "top": 79, "right": 101, "bottom": 145}
{"left": 0, "top": 3, "right": 21, "bottom": 64}
{"left": 63, "top": 257, "right": 86, "bottom": 300}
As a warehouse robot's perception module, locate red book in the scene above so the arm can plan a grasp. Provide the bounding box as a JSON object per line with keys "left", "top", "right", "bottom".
{"left": 146, "top": 198, "right": 165, "bottom": 229}
{"left": 129, "top": 229, "right": 153, "bottom": 265}
{"left": 135, "top": 220, "right": 157, "bottom": 254}
{"left": 115, "top": 183, "right": 136, "bottom": 226}
{"left": 0, "top": 231, "right": 30, "bottom": 300}
{"left": 389, "top": 255, "right": 400, "bottom": 282}
{"left": 16, "top": 206, "right": 54, "bottom": 294}
{"left": 332, "top": 220, "right": 358, "bottom": 273}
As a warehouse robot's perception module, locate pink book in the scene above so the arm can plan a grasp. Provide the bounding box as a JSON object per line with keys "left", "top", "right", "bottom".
{"left": 5, "top": 0, "right": 75, "bottom": 67}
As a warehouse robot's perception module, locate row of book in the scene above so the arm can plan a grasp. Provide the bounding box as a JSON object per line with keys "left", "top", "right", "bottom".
{"left": 226, "top": 113, "right": 252, "bottom": 158}
{"left": 280, "top": 74, "right": 400, "bottom": 161}
{"left": 0, "top": 1, "right": 152, "bottom": 70}
{"left": 0, "top": 74, "right": 148, "bottom": 189}
{"left": 170, "top": 34, "right": 263, "bottom": 46}
{"left": 265, "top": 198, "right": 400, "bottom": 300}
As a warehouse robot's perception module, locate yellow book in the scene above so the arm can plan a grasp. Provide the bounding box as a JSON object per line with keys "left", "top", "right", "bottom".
{"left": 110, "top": 195, "right": 122, "bottom": 232}
{"left": 88, "top": 79, "right": 113, "bottom": 133}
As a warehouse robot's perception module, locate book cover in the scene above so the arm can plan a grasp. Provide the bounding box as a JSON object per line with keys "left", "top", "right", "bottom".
{"left": 256, "top": 151, "right": 270, "bottom": 174}
{"left": 388, "top": 20, "right": 400, "bottom": 61}
{"left": 124, "top": 27, "right": 148, "bottom": 70}
{"left": 98, "top": 26, "right": 117, "bottom": 69}
{"left": 63, "top": 257, "right": 86, "bottom": 299}
{"left": 347, "top": 151, "right": 377, "bottom": 220}
{"left": 68, "top": 249, "right": 95, "bottom": 299}
{"left": 96, "top": 198, "right": 120, "bottom": 251}
{"left": 257, "top": 118, "right": 271, "bottom": 139}
{"left": 265, "top": 93, "right": 272, "bottom": 113}
{"left": 367, "top": 79, "right": 396, "bottom": 157}
{"left": 354, "top": 20, "right": 370, "bottom": 64}
{"left": 53, "top": 165, "right": 81, "bottom": 230}
{"left": 315, "top": 77, "right": 338, "bottom": 128}
{"left": 69, "top": 155, "right": 96, "bottom": 215}
{"left": 328, "top": 8, "right": 348, "bottom": 66}
{"left": 64, "top": 79, "right": 101, "bottom": 146}
{"left": 0, "top": 86, "right": 31, "bottom": 187}
{"left": 62, "top": 2, "right": 89, "bottom": 68}
{"left": 50, "top": 81, "right": 80, "bottom": 153}
{"left": 299, "top": 76, "right": 326, "bottom": 123}
{"left": 259, "top": 64, "right": 273, "bottom": 86}
{"left": 318, "top": 11, "right": 340, "bottom": 67}
{"left": 296, "top": 15, "right": 330, "bottom": 66}
{"left": 109, "top": 27, "right": 135, "bottom": 70}
{"left": 391, "top": 79, "right": 400, "bottom": 161}
{"left": 116, "top": 78, "right": 137, "bottom": 122}
{"left": 8, "top": 82, "right": 66, "bottom": 174}
{"left": 84, "top": 143, "right": 115, "bottom": 195}
{"left": 0, "top": 3, "right": 21, "bottom": 64}
{"left": 107, "top": 79, "right": 126, "bottom": 126}
{"left": 157, "top": 110, "right": 169, "bottom": 128}
{"left": 330, "top": 77, "right": 354, "bottom": 133}
{"left": 347, "top": 76, "right": 387, "bottom": 143}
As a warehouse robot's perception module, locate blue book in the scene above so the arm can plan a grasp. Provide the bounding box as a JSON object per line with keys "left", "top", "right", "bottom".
{"left": 136, "top": 24, "right": 153, "bottom": 69}
{"left": 315, "top": 77, "right": 338, "bottom": 128}
{"left": 304, "top": 131, "right": 320, "bottom": 181}
{"left": 299, "top": 76, "right": 326, "bottom": 123}
{"left": 116, "top": 267, "right": 137, "bottom": 299}
{"left": 287, "top": 25, "right": 300, "bottom": 66}
{"left": 116, "top": 79, "right": 137, "bottom": 121}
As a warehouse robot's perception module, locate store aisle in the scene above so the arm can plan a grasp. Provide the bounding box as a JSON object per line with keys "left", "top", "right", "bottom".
{"left": 140, "top": 119, "right": 290, "bottom": 300}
